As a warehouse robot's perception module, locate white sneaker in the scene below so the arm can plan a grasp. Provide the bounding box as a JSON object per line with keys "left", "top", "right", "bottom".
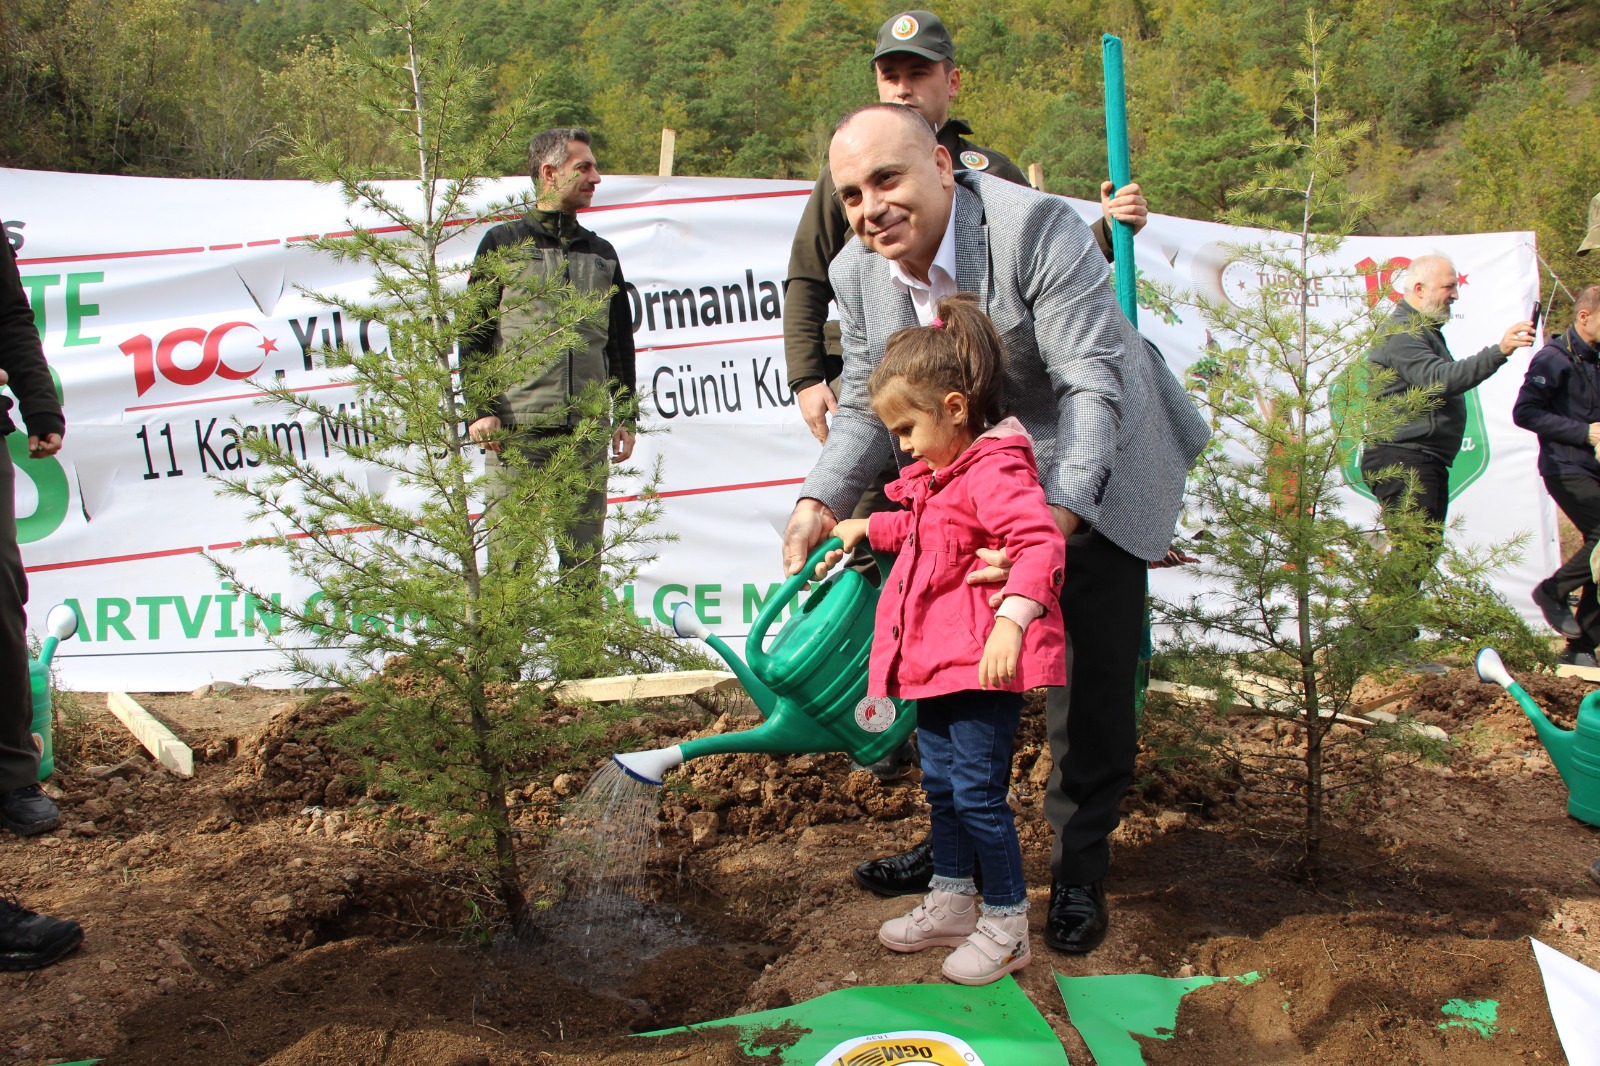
{"left": 878, "top": 888, "right": 979, "bottom": 953}
{"left": 941, "top": 913, "right": 1031, "bottom": 985}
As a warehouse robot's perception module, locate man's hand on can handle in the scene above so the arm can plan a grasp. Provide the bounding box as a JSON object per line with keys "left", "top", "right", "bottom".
{"left": 781, "top": 498, "right": 839, "bottom": 578}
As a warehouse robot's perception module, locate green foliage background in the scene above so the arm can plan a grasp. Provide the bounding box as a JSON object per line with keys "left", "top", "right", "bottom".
{"left": 4, "top": 0, "right": 1597, "bottom": 303}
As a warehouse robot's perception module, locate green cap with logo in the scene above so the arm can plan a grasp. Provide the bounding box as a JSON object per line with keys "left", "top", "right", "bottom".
{"left": 873, "top": 10, "right": 954, "bottom": 65}
{"left": 1579, "top": 192, "right": 1600, "bottom": 256}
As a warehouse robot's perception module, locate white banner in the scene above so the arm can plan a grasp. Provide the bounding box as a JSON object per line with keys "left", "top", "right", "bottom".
{"left": 0, "top": 169, "right": 1558, "bottom": 690}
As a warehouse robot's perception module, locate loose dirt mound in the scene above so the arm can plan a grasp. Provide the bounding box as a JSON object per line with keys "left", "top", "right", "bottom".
{"left": 2, "top": 669, "right": 1593, "bottom": 1064}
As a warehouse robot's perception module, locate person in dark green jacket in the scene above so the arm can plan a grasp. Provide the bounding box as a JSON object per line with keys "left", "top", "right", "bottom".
{"left": 461, "top": 128, "right": 636, "bottom": 586}
{"left": 0, "top": 228, "right": 83, "bottom": 970}
{"left": 1360, "top": 254, "right": 1534, "bottom": 585}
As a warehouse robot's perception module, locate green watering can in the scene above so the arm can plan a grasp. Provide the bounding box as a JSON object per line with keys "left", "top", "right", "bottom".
{"left": 1476, "top": 647, "right": 1600, "bottom": 826}
{"left": 613, "top": 537, "right": 918, "bottom": 785}
{"left": 31, "top": 604, "right": 80, "bottom": 781}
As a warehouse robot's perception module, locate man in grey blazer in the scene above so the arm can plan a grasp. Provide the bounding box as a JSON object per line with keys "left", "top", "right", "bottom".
{"left": 781, "top": 104, "right": 1209, "bottom": 954}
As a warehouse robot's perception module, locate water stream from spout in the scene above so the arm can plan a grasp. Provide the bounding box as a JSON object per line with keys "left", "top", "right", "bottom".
{"left": 516, "top": 760, "right": 700, "bottom": 985}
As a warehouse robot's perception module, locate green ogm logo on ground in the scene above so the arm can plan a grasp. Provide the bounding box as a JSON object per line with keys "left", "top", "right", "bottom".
{"left": 1333, "top": 367, "right": 1491, "bottom": 503}
{"left": 6, "top": 365, "right": 69, "bottom": 543}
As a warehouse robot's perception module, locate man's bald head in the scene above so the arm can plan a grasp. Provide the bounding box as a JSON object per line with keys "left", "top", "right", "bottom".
{"left": 835, "top": 102, "right": 938, "bottom": 146}
{"left": 828, "top": 104, "right": 955, "bottom": 282}
{"left": 1402, "top": 255, "right": 1460, "bottom": 319}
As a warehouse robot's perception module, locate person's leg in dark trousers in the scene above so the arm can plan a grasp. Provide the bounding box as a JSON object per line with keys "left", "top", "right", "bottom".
{"left": 0, "top": 454, "right": 58, "bottom": 837}
{"left": 1542, "top": 473, "right": 1600, "bottom": 653}
{"left": 0, "top": 455, "right": 37, "bottom": 795}
{"left": 1043, "top": 528, "right": 1146, "bottom": 954}
{"left": 1360, "top": 446, "right": 1449, "bottom": 621}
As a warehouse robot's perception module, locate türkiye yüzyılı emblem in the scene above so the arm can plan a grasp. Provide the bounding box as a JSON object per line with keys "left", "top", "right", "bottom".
{"left": 819, "top": 1030, "right": 985, "bottom": 1065}
{"left": 892, "top": 15, "right": 919, "bottom": 39}
{"left": 959, "top": 151, "right": 989, "bottom": 171}
{"left": 854, "top": 696, "right": 896, "bottom": 733}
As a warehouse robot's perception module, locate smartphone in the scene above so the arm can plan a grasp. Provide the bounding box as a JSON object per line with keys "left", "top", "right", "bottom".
{"left": 1532, "top": 301, "right": 1542, "bottom": 332}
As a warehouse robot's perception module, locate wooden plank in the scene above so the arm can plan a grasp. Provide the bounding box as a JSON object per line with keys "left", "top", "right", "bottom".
{"left": 550, "top": 669, "right": 740, "bottom": 704}
{"left": 106, "top": 692, "right": 194, "bottom": 778}
{"left": 1027, "top": 162, "right": 1044, "bottom": 190}
{"left": 1147, "top": 677, "right": 1373, "bottom": 728}
{"left": 1555, "top": 664, "right": 1600, "bottom": 683}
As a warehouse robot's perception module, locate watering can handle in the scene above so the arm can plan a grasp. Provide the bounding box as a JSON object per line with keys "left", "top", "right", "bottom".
{"left": 747, "top": 536, "right": 843, "bottom": 663}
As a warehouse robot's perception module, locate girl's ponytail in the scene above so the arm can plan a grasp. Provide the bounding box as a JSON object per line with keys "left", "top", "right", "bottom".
{"left": 871, "top": 292, "right": 1008, "bottom": 429}
{"left": 932, "top": 293, "right": 1006, "bottom": 429}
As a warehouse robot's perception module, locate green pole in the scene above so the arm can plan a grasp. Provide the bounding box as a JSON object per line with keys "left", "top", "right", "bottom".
{"left": 1101, "top": 33, "right": 1137, "bottom": 326}
{"left": 1102, "top": 33, "right": 1153, "bottom": 719}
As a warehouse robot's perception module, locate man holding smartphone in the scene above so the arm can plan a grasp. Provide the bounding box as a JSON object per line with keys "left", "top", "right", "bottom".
{"left": 1360, "top": 255, "right": 1535, "bottom": 589}
{"left": 1514, "top": 285, "right": 1600, "bottom": 664}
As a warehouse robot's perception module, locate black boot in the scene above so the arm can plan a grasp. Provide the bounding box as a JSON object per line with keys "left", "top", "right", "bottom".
{"left": 0, "top": 895, "right": 83, "bottom": 970}
{"left": 852, "top": 836, "right": 935, "bottom": 897}
{"left": 1044, "top": 880, "right": 1108, "bottom": 954}
{"left": 0, "top": 784, "right": 60, "bottom": 837}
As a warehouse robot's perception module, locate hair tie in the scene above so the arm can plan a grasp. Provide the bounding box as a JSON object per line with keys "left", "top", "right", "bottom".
{"left": 931, "top": 316, "right": 945, "bottom": 329}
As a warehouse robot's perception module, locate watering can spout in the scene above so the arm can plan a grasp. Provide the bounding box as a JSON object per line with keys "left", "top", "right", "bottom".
{"left": 612, "top": 745, "right": 685, "bottom": 787}
{"left": 1475, "top": 647, "right": 1580, "bottom": 789}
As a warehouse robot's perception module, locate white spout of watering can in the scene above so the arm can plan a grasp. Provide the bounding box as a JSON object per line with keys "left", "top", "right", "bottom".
{"left": 1474, "top": 648, "right": 1514, "bottom": 689}
{"left": 671, "top": 602, "right": 710, "bottom": 640}
{"left": 39, "top": 603, "right": 80, "bottom": 666}
{"left": 613, "top": 745, "right": 685, "bottom": 786}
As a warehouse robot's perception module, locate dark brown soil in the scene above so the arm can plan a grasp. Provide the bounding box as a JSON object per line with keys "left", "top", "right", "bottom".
{"left": 2, "top": 668, "right": 1595, "bottom": 1065}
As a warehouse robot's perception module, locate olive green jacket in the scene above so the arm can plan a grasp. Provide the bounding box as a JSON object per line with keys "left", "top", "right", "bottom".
{"left": 460, "top": 211, "right": 636, "bottom": 432}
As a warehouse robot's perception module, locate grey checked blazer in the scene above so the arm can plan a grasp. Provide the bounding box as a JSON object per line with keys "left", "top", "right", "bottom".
{"left": 801, "top": 172, "right": 1210, "bottom": 562}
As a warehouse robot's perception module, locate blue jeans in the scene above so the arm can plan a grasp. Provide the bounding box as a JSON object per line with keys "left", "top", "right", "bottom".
{"left": 917, "top": 690, "right": 1026, "bottom": 907}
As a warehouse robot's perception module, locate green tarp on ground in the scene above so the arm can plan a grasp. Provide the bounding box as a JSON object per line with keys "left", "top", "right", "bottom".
{"left": 641, "top": 976, "right": 1070, "bottom": 1065}
{"left": 1054, "top": 970, "right": 1261, "bottom": 1066}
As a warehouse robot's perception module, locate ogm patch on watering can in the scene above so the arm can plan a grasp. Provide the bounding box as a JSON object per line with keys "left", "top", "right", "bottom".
{"left": 854, "top": 696, "right": 898, "bottom": 733}
{"left": 817, "top": 1029, "right": 984, "bottom": 1065}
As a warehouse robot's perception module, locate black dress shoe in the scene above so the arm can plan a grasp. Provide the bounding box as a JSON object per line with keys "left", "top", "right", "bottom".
{"left": 1534, "top": 583, "right": 1584, "bottom": 639}
{"left": 1044, "top": 880, "right": 1108, "bottom": 954}
{"left": 853, "top": 837, "right": 935, "bottom": 897}
{"left": 0, "top": 784, "right": 60, "bottom": 837}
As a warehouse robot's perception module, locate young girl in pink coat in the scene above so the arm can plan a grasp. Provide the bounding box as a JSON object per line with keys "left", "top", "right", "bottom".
{"left": 833, "top": 293, "right": 1067, "bottom": 986}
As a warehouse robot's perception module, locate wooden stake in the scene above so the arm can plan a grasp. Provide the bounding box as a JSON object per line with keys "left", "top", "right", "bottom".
{"left": 106, "top": 692, "right": 194, "bottom": 778}
{"left": 1027, "top": 162, "right": 1043, "bottom": 190}
{"left": 658, "top": 128, "right": 677, "bottom": 177}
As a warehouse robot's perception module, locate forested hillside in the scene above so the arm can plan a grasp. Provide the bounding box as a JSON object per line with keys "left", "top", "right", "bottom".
{"left": 3, "top": 0, "right": 1597, "bottom": 295}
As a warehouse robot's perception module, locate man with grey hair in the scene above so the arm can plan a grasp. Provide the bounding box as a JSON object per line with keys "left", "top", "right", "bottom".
{"left": 1360, "top": 254, "right": 1534, "bottom": 590}
{"left": 461, "top": 127, "right": 636, "bottom": 587}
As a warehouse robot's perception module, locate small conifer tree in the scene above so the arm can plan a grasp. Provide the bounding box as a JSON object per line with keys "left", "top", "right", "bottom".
{"left": 210, "top": 0, "right": 674, "bottom": 928}
{"left": 1156, "top": 13, "right": 1539, "bottom": 874}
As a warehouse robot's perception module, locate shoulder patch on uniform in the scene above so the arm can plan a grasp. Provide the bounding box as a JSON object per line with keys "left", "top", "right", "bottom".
{"left": 959, "top": 150, "right": 989, "bottom": 171}
{"left": 891, "top": 14, "right": 918, "bottom": 39}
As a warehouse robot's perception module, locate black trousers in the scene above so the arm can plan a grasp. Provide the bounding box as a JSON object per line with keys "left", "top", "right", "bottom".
{"left": 1044, "top": 528, "right": 1147, "bottom": 885}
{"left": 1543, "top": 473, "right": 1600, "bottom": 647}
{"left": 1361, "top": 444, "right": 1449, "bottom": 595}
{"left": 0, "top": 454, "right": 38, "bottom": 793}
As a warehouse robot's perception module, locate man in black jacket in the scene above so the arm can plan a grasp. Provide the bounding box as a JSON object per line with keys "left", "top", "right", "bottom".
{"left": 0, "top": 233, "right": 82, "bottom": 970}
{"left": 1514, "top": 286, "right": 1600, "bottom": 664}
{"left": 1361, "top": 254, "right": 1534, "bottom": 586}
{"left": 461, "top": 128, "right": 636, "bottom": 586}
